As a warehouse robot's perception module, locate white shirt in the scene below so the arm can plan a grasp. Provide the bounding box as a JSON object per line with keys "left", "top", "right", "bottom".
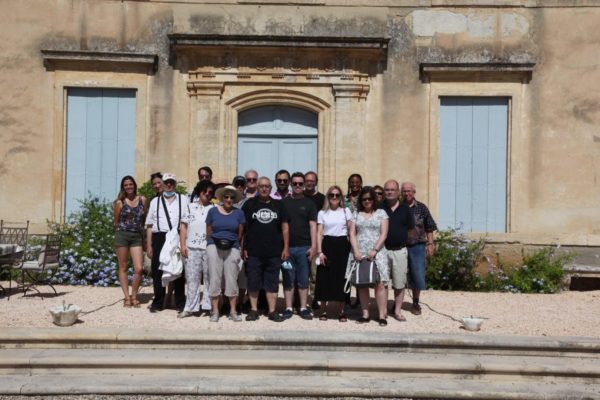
{"left": 145, "top": 194, "right": 189, "bottom": 233}
{"left": 182, "top": 202, "right": 214, "bottom": 249}
{"left": 317, "top": 208, "right": 352, "bottom": 237}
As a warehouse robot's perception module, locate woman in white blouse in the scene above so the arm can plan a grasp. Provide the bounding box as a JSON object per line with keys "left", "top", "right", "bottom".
{"left": 315, "top": 185, "right": 353, "bottom": 322}
{"left": 178, "top": 180, "right": 215, "bottom": 318}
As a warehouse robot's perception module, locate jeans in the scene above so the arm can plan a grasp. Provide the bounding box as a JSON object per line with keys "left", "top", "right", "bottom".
{"left": 407, "top": 243, "right": 426, "bottom": 290}
{"left": 282, "top": 246, "right": 310, "bottom": 289}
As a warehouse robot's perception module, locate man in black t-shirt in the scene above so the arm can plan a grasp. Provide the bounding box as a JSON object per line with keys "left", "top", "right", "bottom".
{"left": 382, "top": 179, "right": 415, "bottom": 322}
{"left": 242, "top": 176, "right": 289, "bottom": 322}
{"left": 282, "top": 172, "right": 318, "bottom": 320}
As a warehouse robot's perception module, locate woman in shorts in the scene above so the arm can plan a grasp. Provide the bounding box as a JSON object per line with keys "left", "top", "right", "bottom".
{"left": 113, "top": 175, "right": 147, "bottom": 307}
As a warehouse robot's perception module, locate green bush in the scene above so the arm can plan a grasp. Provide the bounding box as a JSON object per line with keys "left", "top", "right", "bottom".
{"left": 138, "top": 180, "right": 188, "bottom": 201}
{"left": 480, "top": 247, "right": 572, "bottom": 293}
{"left": 49, "top": 196, "right": 151, "bottom": 287}
{"left": 426, "top": 228, "right": 485, "bottom": 291}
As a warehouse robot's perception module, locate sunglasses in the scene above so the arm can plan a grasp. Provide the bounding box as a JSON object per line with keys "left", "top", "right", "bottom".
{"left": 199, "top": 174, "right": 211, "bottom": 179}
{"left": 258, "top": 184, "right": 271, "bottom": 189}
{"left": 361, "top": 197, "right": 373, "bottom": 202}
{"left": 246, "top": 178, "right": 257, "bottom": 182}
{"left": 375, "top": 192, "right": 383, "bottom": 196}
{"left": 223, "top": 195, "right": 235, "bottom": 200}
{"left": 291, "top": 182, "right": 304, "bottom": 187}
{"left": 328, "top": 193, "right": 341, "bottom": 199}
{"left": 276, "top": 179, "right": 289, "bottom": 184}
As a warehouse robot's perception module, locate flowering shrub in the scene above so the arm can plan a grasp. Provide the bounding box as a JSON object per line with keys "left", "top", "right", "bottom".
{"left": 481, "top": 247, "right": 571, "bottom": 293}
{"left": 49, "top": 196, "right": 151, "bottom": 287}
{"left": 426, "top": 228, "right": 485, "bottom": 291}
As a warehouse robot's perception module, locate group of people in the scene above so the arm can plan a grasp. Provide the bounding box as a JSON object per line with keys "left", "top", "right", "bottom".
{"left": 112, "top": 167, "right": 437, "bottom": 326}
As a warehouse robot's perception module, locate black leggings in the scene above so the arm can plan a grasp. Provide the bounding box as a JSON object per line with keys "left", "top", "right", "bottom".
{"left": 150, "top": 232, "right": 185, "bottom": 309}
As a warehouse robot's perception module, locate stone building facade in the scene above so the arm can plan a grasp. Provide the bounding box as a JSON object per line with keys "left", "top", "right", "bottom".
{"left": 1, "top": 1, "right": 599, "bottom": 261}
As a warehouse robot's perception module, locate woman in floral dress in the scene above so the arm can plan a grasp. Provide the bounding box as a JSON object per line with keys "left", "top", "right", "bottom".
{"left": 346, "top": 186, "right": 389, "bottom": 326}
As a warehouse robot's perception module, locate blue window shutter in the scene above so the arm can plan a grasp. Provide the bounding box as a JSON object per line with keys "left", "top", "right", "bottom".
{"left": 440, "top": 97, "right": 508, "bottom": 232}
{"left": 66, "top": 88, "right": 136, "bottom": 217}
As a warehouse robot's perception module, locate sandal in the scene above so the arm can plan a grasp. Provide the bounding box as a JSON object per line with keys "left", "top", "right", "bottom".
{"left": 377, "top": 318, "right": 388, "bottom": 327}
{"left": 131, "top": 299, "right": 141, "bottom": 308}
{"left": 394, "top": 314, "right": 406, "bottom": 322}
{"left": 356, "top": 316, "right": 370, "bottom": 324}
{"left": 319, "top": 312, "right": 328, "bottom": 321}
{"left": 338, "top": 313, "right": 347, "bottom": 323}
{"left": 123, "top": 298, "right": 132, "bottom": 308}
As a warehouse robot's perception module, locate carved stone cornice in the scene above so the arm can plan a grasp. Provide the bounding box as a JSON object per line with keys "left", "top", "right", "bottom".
{"left": 170, "top": 35, "right": 388, "bottom": 99}
{"left": 419, "top": 62, "right": 536, "bottom": 83}
{"left": 332, "top": 84, "right": 370, "bottom": 100}
{"left": 41, "top": 49, "right": 158, "bottom": 73}
{"left": 187, "top": 82, "right": 225, "bottom": 97}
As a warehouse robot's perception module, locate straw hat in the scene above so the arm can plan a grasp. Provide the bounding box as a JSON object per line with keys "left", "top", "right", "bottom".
{"left": 215, "top": 185, "right": 242, "bottom": 203}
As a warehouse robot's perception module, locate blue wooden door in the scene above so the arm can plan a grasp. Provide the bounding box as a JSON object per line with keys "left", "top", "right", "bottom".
{"left": 65, "top": 88, "right": 136, "bottom": 216}
{"left": 439, "top": 97, "right": 508, "bottom": 232}
{"left": 237, "top": 106, "right": 317, "bottom": 180}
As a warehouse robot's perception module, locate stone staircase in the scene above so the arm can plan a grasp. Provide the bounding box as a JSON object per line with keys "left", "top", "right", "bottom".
{"left": 0, "top": 328, "right": 599, "bottom": 399}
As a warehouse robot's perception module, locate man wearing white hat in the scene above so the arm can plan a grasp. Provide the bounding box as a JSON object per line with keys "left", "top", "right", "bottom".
{"left": 145, "top": 173, "right": 189, "bottom": 313}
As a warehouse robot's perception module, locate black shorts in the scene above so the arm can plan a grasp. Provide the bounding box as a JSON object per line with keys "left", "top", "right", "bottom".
{"left": 246, "top": 256, "right": 281, "bottom": 293}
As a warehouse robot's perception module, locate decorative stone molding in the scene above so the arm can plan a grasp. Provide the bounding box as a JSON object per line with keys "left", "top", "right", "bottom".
{"left": 169, "top": 35, "right": 388, "bottom": 99}
{"left": 419, "top": 62, "right": 535, "bottom": 83}
{"left": 187, "top": 82, "right": 225, "bottom": 97}
{"left": 41, "top": 50, "right": 158, "bottom": 73}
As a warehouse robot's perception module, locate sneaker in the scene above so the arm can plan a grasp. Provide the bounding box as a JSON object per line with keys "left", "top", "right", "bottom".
{"left": 245, "top": 310, "right": 259, "bottom": 321}
{"left": 299, "top": 308, "right": 313, "bottom": 320}
{"left": 229, "top": 313, "right": 242, "bottom": 322}
{"left": 209, "top": 313, "right": 220, "bottom": 322}
{"left": 268, "top": 312, "right": 284, "bottom": 322}
{"left": 412, "top": 304, "right": 422, "bottom": 315}
{"left": 177, "top": 311, "right": 192, "bottom": 319}
{"left": 282, "top": 309, "right": 293, "bottom": 320}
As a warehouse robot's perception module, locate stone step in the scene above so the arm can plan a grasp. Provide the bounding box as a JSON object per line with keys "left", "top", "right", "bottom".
{"left": 1, "top": 328, "right": 599, "bottom": 399}
{"left": 2, "top": 328, "right": 599, "bottom": 356}
{"left": 2, "top": 348, "right": 600, "bottom": 379}
{"left": 1, "top": 372, "right": 599, "bottom": 399}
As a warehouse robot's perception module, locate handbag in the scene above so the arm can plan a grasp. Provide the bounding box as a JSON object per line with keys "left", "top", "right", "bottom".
{"left": 345, "top": 258, "right": 380, "bottom": 292}
{"left": 214, "top": 238, "right": 235, "bottom": 250}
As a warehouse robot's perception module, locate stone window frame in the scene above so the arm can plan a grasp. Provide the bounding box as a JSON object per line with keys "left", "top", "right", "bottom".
{"left": 422, "top": 63, "right": 534, "bottom": 239}
{"left": 42, "top": 50, "right": 156, "bottom": 221}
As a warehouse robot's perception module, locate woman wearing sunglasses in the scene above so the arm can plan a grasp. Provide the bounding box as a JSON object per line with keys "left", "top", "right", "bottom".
{"left": 205, "top": 185, "right": 246, "bottom": 322}
{"left": 315, "top": 185, "right": 353, "bottom": 322}
{"left": 178, "top": 180, "right": 215, "bottom": 318}
{"left": 346, "top": 186, "right": 389, "bottom": 326}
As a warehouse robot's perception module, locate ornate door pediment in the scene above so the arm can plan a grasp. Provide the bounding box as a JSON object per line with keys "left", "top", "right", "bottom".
{"left": 169, "top": 35, "right": 389, "bottom": 100}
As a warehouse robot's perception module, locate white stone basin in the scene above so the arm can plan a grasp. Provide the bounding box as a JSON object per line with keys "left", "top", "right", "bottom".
{"left": 462, "top": 316, "right": 484, "bottom": 331}
{"left": 49, "top": 302, "right": 81, "bottom": 327}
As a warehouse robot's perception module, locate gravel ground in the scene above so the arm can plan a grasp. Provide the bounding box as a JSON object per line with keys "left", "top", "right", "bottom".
{"left": 2, "top": 284, "right": 599, "bottom": 337}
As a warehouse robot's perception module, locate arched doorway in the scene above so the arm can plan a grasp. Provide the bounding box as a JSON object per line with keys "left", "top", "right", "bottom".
{"left": 237, "top": 105, "right": 318, "bottom": 179}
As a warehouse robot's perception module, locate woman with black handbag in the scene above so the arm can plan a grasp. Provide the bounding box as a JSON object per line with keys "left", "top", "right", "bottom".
{"left": 346, "top": 186, "right": 389, "bottom": 326}
{"left": 205, "top": 185, "right": 246, "bottom": 322}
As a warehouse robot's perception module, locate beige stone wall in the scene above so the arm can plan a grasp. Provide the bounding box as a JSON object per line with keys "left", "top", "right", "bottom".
{"left": 0, "top": 1, "right": 599, "bottom": 250}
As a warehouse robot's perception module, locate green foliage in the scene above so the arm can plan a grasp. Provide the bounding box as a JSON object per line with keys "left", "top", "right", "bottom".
{"left": 483, "top": 247, "right": 572, "bottom": 294}
{"left": 48, "top": 195, "right": 150, "bottom": 287}
{"left": 426, "top": 228, "right": 485, "bottom": 291}
{"left": 138, "top": 180, "right": 188, "bottom": 201}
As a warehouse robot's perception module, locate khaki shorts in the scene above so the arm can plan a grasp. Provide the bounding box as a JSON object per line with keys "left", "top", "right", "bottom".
{"left": 114, "top": 230, "right": 143, "bottom": 248}
{"left": 387, "top": 247, "right": 408, "bottom": 289}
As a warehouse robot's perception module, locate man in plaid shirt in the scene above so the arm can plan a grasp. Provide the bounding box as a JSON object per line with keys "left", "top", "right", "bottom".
{"left": 401, "top": 181, "right": 437, "bottom": 315}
